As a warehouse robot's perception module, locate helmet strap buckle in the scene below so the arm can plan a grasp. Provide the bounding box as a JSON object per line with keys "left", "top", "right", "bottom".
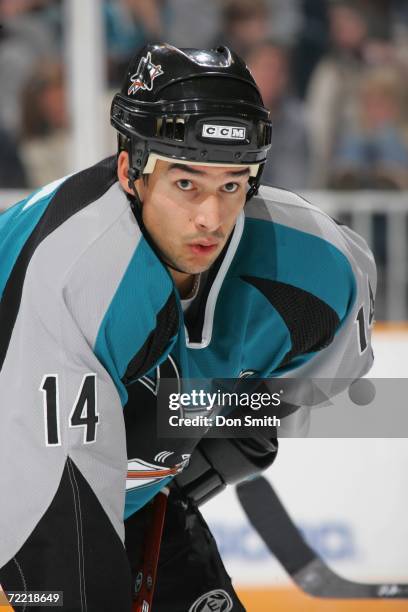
{"left": 127, "top": 166, "right": 140, "bottom": 192}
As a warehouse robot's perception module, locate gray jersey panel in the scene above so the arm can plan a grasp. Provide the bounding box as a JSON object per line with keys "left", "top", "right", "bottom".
{"left": 0, "top": 183, "right": 141, "bottom": 566}
{"left": 250, "top": 186, "right": 355, "bottom": 252}
{"left": 252, "top": 186, "right": 377, "bottom": 432}
{"left": 55, "top": 183, "right": 143, "bottom": 350}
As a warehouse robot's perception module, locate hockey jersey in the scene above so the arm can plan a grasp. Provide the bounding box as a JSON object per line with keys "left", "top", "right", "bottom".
{"left": 0, "top": 156, "right": 376, "bottom": 573}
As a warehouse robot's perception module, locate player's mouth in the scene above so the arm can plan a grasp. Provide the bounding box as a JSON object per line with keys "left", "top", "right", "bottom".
{"left": 187, "top": 239, "right": 219, "bottom": 256}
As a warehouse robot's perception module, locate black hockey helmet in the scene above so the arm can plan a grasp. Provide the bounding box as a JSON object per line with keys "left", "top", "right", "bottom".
{"left": 111, "top": 42, "right": 272, "bottom": 200}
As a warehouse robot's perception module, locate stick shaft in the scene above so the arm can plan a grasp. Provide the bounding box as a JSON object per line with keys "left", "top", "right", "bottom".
{"left": 133, "top": 488, "right": 169, "bottom": 612}
{"left": 237, "top": 477, "right": 408, "bottom": 599}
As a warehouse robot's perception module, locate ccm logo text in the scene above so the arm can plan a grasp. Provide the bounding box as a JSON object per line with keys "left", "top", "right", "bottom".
{"left": 202, "top": 124, "right": 246, "bottom": 140}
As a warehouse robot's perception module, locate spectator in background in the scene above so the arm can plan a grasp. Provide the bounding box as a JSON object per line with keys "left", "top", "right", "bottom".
{"left": 20, "top": 62, "right": 69, "bottom": 188}
{"left": 248, "top": 41, "right": 311, "bottom": 190}
{"left": 258, "top": 0, "right": 303, "bottom": 47}
{"left": 330, "top": 66, "right": 408, "bottom": 189}
{"left": 292, "top": 0, "right": 329, "bottom": 98}
{"left": 165, "top": 0, "right": 219, "bottom": 49}
{"left": 215, "top": 0, "right": 269, "bottom": 59}
{"left": 167, "top": 0, "right": 301, "bottom": 57}
{"left": 306, "top": 0, "right": 370, "bottom": 186}
{"left": 329, "top": 60, "right": 408, "bottom": 295}
{"left": 0, "top": 0, "right": 55, "bottom": 16}
{"left": 358, "top": 0, "right": 402, "bottom": 68}
{"left": 0, "top": 128, "right": 28, "bottom": 188}
{"left": 105, "top": 0, "right": 169, "bottom": 86}
{"left": 0, "top": 0, "right": 59, "bottom": 136}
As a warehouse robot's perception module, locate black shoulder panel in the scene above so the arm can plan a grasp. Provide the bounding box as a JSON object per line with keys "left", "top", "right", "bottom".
{"left": 241, "top": 276, "right": 340, "bottom": 367}
{"left": 0, "top": 156, "right": 118, "bottom": 370}
{"left": 122, "top": 291, "right": 179, "bottom": 384}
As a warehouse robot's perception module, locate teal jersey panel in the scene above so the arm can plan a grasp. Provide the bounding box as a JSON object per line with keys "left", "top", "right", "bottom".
{"left": 234, "top": 218, "right": 356, "bottom": 321}
{"left": 184, "top": 279, "right": 292, "bottom": 379}
{"left": 124, "top": 476, "right": 172, "bottom": 519}
{"left": 94, "top": 238, "right": 178, "bottom": 405}
{"left": 181, "top": 217, "right": 356, "bottom": 379}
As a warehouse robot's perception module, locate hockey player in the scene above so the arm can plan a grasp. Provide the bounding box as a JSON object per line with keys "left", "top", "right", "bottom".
{"left": 0, "top": 44, "right": 376, "bottom": 611}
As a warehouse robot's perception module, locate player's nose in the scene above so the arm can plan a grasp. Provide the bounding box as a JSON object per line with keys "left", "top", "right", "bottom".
{"left": 193, "top": 194, "right": 222, "bottom": 233}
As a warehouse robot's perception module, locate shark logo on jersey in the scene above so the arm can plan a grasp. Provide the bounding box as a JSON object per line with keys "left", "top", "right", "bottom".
{"left": 128, "top": 52, "right": 164, "bottom": 95}
{"left": 138, "top": 355, "right": 180, "bottom": 396}
{"left": 154, "top": 450, "right": 174, "bottom": 463}
{"left": 189, "top": 589, "right": 233, "bottom": 612}
{"left": 238, "top": 369, "right": 258, "bottom": 378}
{"left": 126, "top": 455, "right": 190, "bottom": 492}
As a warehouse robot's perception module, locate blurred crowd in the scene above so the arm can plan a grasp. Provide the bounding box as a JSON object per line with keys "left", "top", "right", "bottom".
{"left": 1, "top": 0, "right": 408, "bottom": 192}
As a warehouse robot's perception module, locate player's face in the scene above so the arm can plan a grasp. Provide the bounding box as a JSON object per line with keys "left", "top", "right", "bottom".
{"left": 139, "top": 160, "right": 249, "bottom": 274}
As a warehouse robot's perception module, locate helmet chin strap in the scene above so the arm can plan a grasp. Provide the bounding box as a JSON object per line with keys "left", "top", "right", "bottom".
{"left": 127, "top": 168, "right": 194, "bottom": 276}
{"left": 246, "top": 163, "right": 264, "bottom": 202}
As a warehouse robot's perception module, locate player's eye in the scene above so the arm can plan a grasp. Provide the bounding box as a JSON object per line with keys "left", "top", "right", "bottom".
{"left": 176, "top": 179, "right": 194, "bottom": 191}
{"left": 222, "top": 182, "right": 239, "bottom": 193}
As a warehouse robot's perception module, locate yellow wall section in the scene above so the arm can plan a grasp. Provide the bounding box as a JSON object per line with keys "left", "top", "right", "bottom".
{"left": 237, "top": 588, "right": 408, "bottom": 611}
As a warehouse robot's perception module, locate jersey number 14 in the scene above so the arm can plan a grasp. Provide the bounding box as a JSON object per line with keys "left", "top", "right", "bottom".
{"left": 40, "top": 374, "right": 99, "bottom": 446}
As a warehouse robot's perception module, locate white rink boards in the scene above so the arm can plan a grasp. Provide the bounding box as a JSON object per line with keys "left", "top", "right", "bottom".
{"left": 202, "top": 328, "right": 408, "bottom": 591}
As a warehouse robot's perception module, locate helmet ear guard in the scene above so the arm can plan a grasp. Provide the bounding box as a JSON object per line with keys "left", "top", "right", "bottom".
{"left": 117, "top": 133, "right": 149, "bottom": 190}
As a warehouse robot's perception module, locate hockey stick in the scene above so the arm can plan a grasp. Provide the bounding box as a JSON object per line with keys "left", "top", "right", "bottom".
{"left": 133, "top": 487, "right": 169, "bottom": 612}
{"left": 236, "top": 476, "right": 408, "bottom": 599}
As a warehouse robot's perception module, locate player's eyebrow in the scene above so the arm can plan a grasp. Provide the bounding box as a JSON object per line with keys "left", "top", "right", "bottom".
{"left": 168, "top": 163, "right": 204, "bottom": 175}
{"left": 168, "top": 163, "right": 250, "bottom": 177}
{"left": 225, "top": 167, "right": 251, "bottom": 177}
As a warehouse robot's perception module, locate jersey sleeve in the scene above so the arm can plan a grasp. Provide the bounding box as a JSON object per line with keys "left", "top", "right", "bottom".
{"left": 0, "top": 259, "right": 135, "bottom": 601}
{"left": 279, "top": 221, "right": 376, "bottom": 380}
{"left": 270, "top": 221, "right": 377, "bottom": 435}
{"left": 0, "top": 180, "right": 179, "bottom": 604}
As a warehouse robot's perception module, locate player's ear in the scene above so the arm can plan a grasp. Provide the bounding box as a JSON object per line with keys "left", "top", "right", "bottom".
{"left": 117, "top": 151, "right": 132, "bottom": 195}
{"left": 117, "top": 151, "right": 144, "bottom": 198}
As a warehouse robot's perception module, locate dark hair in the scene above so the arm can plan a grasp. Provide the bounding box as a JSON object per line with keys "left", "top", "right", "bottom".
{"left": 223, "top": 0, "right": 268, "bottom": 24}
